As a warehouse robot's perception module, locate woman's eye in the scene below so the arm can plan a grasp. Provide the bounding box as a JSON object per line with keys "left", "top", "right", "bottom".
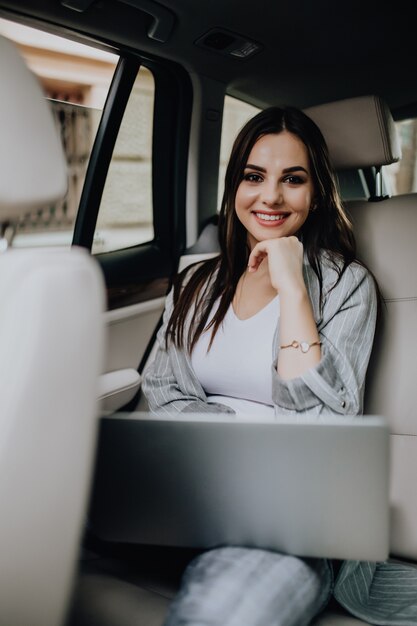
{"left": 243, "top": 173, "right": 263, "bottom": 182}
{"left": 283, "top": 175, "right": 304, "bottom": 185}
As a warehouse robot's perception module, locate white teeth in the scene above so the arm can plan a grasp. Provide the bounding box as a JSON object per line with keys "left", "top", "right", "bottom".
{"left": 255, "top": 212, "right": 287, "bottom": 221}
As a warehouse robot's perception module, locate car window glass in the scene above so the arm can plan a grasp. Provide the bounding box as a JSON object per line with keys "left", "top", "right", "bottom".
{"left": 92, "top": 66, "right": 155, "bottom": 254}
{"left": 218, "top": 95, "right": 260, "bottom": 210}
{"left": 0, "top": 17, "right": 118, "bottom": 249}
{"left": 385, "top": 119, "right": 417, "bottom": 195}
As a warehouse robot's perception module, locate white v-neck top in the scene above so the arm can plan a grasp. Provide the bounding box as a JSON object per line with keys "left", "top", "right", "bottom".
{"left": 191, "top": 296, "right": 280, "bottom": 415}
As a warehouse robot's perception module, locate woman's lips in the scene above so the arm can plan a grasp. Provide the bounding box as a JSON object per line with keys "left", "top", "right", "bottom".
{"left": 252, "top": 211, "right": 289, "bottom": 227}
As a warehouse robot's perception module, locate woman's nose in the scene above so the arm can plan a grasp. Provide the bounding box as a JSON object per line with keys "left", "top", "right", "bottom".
{"left": 261, "top": 181, "right": 283, "bottom": 206}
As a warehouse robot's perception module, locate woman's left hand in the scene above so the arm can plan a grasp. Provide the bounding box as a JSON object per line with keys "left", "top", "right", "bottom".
{"left": 247, "top": 236, "right": 305, "bottom": 293}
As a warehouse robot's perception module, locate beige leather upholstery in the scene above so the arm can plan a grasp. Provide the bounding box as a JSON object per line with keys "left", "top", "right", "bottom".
{"left": 100, "top": 298, "right": 166, "bottom": 412}
{"left": 305, "top": 95, "right": 401, "bottom": 170}
{"left": 307, "top": 95, "right": 417, "bottom": 563}
{"left": 0, "top": 249, "right": 105, "bottom": 626}
{"left": 348, "top": 195, "right": 417, "bottom": 561}
{"left": 0, "top": 35, "right": 67, "bottom": 219}
{"left": 311, "top": 95, "right": 416, "bottom": 624}
{"left": 0, "top": 35, "right": 105, "bottom": 626}
{"left": 99, "top": 368, "right": 141, "bottom": 413}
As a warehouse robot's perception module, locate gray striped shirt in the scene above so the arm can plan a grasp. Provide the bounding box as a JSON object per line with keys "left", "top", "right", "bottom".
{"left": 143, "top": 252, "right": 377, "bottom": 419}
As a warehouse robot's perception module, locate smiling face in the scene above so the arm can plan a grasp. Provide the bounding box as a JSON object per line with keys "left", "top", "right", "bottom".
{"left": 235, "top": 131, "right": 315, "bottom": 249}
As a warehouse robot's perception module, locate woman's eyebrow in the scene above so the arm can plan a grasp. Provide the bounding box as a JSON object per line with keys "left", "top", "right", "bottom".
{"left": 244, "top": 164, "right": 266, "bottom": 172}
{"left": 283, "top": 165, "right": 308, "bottom": 174}
{"left": 244, "top": 164, "right": 308, "bottom": 174}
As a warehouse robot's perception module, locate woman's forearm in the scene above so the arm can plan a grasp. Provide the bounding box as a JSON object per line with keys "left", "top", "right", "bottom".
{"left": 277, "top": 285, "right": 321, "bottom": 380}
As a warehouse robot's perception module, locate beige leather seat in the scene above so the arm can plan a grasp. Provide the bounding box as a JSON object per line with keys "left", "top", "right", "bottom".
{"left": 70, "top": 95, "right": 416, "bottom": 625}
{"left": 307, "top": 95, "right": 416, "bottom": 624}
{"left": 0, "top": 35, "right": 105, "bottom": 626}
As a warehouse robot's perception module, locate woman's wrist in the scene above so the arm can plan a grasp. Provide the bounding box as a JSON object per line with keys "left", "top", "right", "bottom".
{"left": 278, "top": 281, "right": 308, "bottom": 301}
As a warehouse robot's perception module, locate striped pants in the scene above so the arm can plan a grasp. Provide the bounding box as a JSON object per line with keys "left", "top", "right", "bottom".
{"left": 163, "top": 547, "right": 333, "bottom": 626}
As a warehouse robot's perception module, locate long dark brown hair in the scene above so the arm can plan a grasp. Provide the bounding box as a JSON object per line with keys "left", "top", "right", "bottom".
{"left": 167, "top": 106, "right": 357, "bottom": 352}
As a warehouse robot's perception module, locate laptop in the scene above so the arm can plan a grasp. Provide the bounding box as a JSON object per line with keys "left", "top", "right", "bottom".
{"left": 88, "top": 412, "right": 390, "bottom": 561}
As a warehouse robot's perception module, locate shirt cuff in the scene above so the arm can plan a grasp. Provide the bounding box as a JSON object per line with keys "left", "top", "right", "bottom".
{"left": 272, "top": 345, "right": 354, "bottom": 414}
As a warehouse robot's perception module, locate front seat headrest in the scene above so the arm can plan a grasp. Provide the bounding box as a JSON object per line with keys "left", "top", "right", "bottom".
{"left": 0, "top": 35, "right": 68, "bottom": 223}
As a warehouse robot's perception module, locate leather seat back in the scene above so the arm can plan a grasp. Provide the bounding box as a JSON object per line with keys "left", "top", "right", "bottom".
{"left": 308, "top": 96, "right": 416, "bottom": 560}
{"left": 0, "top": 34, "right": 105, "bottom": 626}
{"left": 348, "top": 194, "right": 417, "bottom": 560}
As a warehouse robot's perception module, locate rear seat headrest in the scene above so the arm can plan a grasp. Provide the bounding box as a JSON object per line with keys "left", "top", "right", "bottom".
{"left": 0, "top": 35, "right": 67, "bottom": 224}
{"left": 305, "top": 95, "right": 401, "bottom": 170}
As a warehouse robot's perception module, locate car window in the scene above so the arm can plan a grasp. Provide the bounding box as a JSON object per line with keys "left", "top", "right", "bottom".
{"left": 218, "top": 95, "right": 260, "bottom": 210}
{"left": 385, "top": 118, "right": 417, "bottom": 195}
{"left": 0, "top": 18, "right": 118, "bottom": 249}
{"left": 92, "top": 66, "right": 155, "bottom": 254}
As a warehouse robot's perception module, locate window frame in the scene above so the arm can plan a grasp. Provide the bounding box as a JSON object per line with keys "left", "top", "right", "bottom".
{"left": 72, "top": 55, "right": 139, "bottom": 250}
{"left": 70, "top": 50, "right": 192, "bottom": 310}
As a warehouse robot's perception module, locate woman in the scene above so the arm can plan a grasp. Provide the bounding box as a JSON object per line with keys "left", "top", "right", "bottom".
{"left": 144, "top": 106, "right": 376, "bottom": 419}
{"left": 142, "top": 107, "right": 395, "bottom": 625}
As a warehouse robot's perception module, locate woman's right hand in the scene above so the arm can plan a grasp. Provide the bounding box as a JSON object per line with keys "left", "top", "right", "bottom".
{"left": 247, "top": 236, "right": 305, "bottom": 295}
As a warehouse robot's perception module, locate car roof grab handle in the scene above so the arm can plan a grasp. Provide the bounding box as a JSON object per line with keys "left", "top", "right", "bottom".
{"left": 117, "top": 0, "right": 175, "bottom": 42}
{"left": 60, "top": 0, "right": 95, "bottom": 11}
{"left": 60, "top": 0, "right": 175, "bottom": 42}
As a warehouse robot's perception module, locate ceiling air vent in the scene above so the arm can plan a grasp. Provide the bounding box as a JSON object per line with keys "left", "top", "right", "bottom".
{"left": 195, "top": 28, "right": 262, "bottom": 60}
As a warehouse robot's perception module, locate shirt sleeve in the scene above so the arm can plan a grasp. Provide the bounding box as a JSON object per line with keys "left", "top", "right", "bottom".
{"left": 272, "top": 263, "right": 378, "bottom": 415}
{"left": 334, "top": 560, "right": 417, "bottom": 624}
{"left": 142, "top": 288, "right": 234, "bottom": 415}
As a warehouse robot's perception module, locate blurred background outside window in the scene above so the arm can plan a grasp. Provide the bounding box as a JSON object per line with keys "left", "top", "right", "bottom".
{"left": 0, "top": 18, "right": 118, "bottom": 248}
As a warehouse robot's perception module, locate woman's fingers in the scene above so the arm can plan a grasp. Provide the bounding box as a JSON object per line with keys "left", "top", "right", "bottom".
{"left": 247, "top": 237, "right": 304, "bottom": 291}
{"left": 247, "top": 247, "right": 267, "bottom": 272}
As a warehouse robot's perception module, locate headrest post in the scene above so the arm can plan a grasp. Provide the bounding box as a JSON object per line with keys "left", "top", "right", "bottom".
{"left": 0, "top": 222, "right": 16, "bottom": 253}
{"left": 375, "top": 167, "right": 383, "bottom": 199}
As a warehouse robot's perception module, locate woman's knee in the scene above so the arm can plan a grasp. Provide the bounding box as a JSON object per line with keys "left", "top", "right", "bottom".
{"left": 164, "top": 548, "right": 333, "bottom": 626}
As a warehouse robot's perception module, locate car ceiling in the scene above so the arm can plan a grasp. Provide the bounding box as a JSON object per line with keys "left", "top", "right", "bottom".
{"left": 1, "top": 0, "right": 417, "bottom": 116}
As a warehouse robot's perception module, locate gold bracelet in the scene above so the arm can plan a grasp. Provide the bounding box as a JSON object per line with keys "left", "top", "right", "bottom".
{"left": 280, "top": 340, "right": 321, "bottom": 354}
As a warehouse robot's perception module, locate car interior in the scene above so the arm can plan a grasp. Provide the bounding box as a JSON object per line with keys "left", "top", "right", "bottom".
{"left": 0, "top": 1, "right": 416, "bottom": 625}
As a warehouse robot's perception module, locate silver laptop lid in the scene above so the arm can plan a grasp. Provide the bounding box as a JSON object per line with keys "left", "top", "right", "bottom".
{"left": 89, "top": 413, "right": 390, "bottom": 561}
